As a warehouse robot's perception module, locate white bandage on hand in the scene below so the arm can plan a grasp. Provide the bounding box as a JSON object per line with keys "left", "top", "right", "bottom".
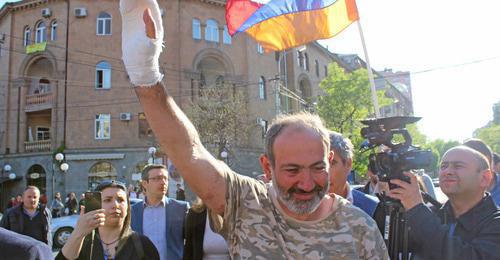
{"left": 120, "top": 0, "right": 164, "bottom": 87}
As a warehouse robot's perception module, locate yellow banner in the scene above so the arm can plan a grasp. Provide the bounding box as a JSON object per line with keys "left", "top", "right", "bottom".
{"left": 26, "top": 42, "right": 47, "bottom": 54}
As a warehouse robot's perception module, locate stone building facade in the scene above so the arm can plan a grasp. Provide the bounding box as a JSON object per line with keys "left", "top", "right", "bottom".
{"left": 0, "top": 0, "right": 344, "bottom": 208}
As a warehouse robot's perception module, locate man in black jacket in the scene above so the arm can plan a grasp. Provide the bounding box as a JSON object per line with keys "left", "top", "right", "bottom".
{"left": 0, "top": 186, "right": 52, "bottom": 248}
{"left": 387, "top": 145, "right": 500, "bottom": 260}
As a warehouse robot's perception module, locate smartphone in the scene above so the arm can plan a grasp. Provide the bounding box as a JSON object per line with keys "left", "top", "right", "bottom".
{"left": 84, "top": 191, "right": 102, "bottom": 213}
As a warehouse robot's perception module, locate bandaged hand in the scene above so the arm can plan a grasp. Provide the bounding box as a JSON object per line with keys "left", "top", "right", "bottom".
{"left": 120, "top": 0, "right": 164, "bottom": 86}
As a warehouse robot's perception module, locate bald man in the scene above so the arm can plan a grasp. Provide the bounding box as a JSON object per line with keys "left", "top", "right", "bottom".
{"left": 387, "top": 146, "right": 500, "bottom": 259}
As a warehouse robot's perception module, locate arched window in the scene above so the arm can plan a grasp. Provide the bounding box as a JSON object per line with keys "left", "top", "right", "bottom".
{"left": 304, "top": 53, "right": 309, "bottom": 71}
{"left": 192, "top": 19, "right": 201, "bottom": 40}
{"left": 223, "top": 25, "right": 231, "bottom": 44}
{"left": 315, "top": 60, "right": 319, "bottom": 77}
{"left": 88, "top": 162, "right": 117, "bottom": 191}
{"left": 24, "top": 26, "right": 31, "bottom": 46}
{"left": 297, "top": 51, "right": 304, "bottom": 68}
{"left": 257, "top": 43, "right": 264, "bottom": 54}
{"left": 205, "top": 19, "right": 219, "bottom": 42}
{"left": 35, "top": 78, "right": 51, "bottom": 94}
{"left": 26, "top": 165, "right": 47, "bottom": 195}
{"left": 96, "top": 61, "right": 111, "bottom": 89}
{"left": 198, "top": 73, "right": 206, "bottom": 96}
{"left": 50, "top": 20, "right": 57, "bottom": 41}
{"left": 258, "top": 76, "right": 266, "bottom": 100}
{"left": 35, "top": 21, "right": 46, "bottom": 43}
{"left": 96, "top": 12, "right": 112, "bottom": 35}
{"left": 324, "top": 65, "right": 328, "bottom": 77}
{"left": 215, "top": 75, "right": 224, "bottom": 88}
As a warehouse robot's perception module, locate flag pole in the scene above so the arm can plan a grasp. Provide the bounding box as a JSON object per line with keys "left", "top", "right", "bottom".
{"left": 357, "top": 20, "right": 380, "bottom": 118}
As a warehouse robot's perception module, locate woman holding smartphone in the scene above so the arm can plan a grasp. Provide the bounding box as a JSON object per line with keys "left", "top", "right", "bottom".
{"left": 57, "top": 180, "right": 159, "bottom": 260}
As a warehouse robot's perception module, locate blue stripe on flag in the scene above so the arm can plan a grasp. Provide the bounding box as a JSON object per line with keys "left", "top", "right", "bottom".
{"left": 236, "top": 0, "right": 339, "bottom": 33}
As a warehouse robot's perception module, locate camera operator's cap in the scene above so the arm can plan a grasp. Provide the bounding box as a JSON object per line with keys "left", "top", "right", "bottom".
{"left": 95, "top": 180, "right": 127, "bottom": 192}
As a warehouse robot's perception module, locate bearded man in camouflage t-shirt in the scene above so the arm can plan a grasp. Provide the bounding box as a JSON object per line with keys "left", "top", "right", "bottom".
{"left": 120, "top": 0, "right": 388, "bottom": 259}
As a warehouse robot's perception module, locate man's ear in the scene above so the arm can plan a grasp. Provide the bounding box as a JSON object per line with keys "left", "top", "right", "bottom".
{"left": 328, "top": 150, "right": 334, "bottom": 165}
{"left": 346, "top": 157, "right": 353, "bottom": 170}
{"left": 480, "top": 169, "right": 493, "bottom": 189}
{"left": 259, "top": 155, "right": 273, "bottom": 181}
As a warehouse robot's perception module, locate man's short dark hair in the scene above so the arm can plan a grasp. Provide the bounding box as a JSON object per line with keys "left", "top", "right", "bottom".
{"left": 494, "top": 152, "right": 500, "bottom": 165}
{"left": 141, "top": 164, "right": 168, "bottom": 181}
{"left": 329, "top": 131, "right": 354, "bottom": 164}
{"left": 463, "top": 138, "right": 493, "bottom": 166}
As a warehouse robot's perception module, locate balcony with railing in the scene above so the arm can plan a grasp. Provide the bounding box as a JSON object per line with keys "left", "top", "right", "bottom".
{"left": 25, "top": 92, "right": 53, "bottom": 111}
{"left": 24, "top": 139, "right": 51, "bottom": 152}
{"left": 24, "top": 80, "right": 54, "bottom": 112}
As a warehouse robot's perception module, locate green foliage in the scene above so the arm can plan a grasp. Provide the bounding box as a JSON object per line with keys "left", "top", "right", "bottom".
{"left": 474, "top": 123, "right": 500, "bottom": 152}
{"left": 186, "top": 84, "right": 250, "bottom": 159}
{"left": 317, "top": 63, "right": 372, "bottom": 135}
{"left": 425, "top": 138, "right": 460, "bottom": 173}
{"left": 317, "top": 63, "right": 394, "bottom": 180}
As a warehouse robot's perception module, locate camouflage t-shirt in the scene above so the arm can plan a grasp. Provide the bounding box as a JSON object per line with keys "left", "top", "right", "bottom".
{"left": 220, "top": 172, "right": 389, "bottom": 260}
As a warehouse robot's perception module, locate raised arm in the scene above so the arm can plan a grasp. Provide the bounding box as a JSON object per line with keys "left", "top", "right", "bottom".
{"left": 120, "top": 0, "right": 227, "bottom": 214}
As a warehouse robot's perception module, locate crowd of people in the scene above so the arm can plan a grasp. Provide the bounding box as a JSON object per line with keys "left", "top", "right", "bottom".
{"left": 1, "top": 0, "right": 500, "bottom": 259}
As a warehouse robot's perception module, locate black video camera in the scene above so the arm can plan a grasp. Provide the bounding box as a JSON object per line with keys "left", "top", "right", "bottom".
{"left": 360, "top": 116, "right": 434, "bottom": 183}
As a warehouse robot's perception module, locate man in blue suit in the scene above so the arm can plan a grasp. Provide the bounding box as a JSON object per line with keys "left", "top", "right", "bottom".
{"left": 328, "top": 131, "right": 380, "bottom": 217}
{"left": 131, "top": 164, "right": 189, "bottom": 260}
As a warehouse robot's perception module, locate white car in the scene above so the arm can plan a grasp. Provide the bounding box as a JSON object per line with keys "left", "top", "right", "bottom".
{"left": 51, "top": 198, "right": 142, "bottom": 248}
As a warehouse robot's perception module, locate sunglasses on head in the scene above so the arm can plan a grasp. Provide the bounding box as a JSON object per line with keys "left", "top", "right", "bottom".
{"left": 95, "top": 180, "right": 127, "bottom": 192}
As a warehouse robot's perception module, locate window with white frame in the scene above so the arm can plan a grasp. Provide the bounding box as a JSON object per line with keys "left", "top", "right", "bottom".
{"left": 215, "top": 75, "right": 224, "bottom": 88}
{"left": 223, "top": 25, "right": 231, "bottom": 44}
{"left": 257, "top": 43, "right": 264, "bottom": 54}
{"left": 36, "top": 127, "right": 50, "bottom": 140}
{"left": 315, "top": 60, "right": 319, "bottom": 77}
{"left": 304, "top": 53, "right": 309, "bottom": 71}
{"left": 34, "top": 79, "right": 51, "bottom": 94}
{"left": 96, "top": 61, "right": 111, "bottom": 89}
{"left": 35, "top": 21, "right": 46, "bottom": 43}
{"left": 24, "top": 26, "right": 31, "bottom": 46}
{"left": 205, "top": 19, "right": 219, "bottom": 42}
{"left": 192, "top": 19, "right": 201, "bottom": 40}
{"left": 96, "top": 12, "right": 112, "bottom": 35}
{"left": 258, "top": 76, "right": 266, "bottom": 100}
{"left": 95, "top": 114, "right": 111, "bottom": 139}
{"left": 50, "top": 20, "right": 57, "bottom": 41}
{"left": 297, "top": 51, "right": 304, "bottom": 68}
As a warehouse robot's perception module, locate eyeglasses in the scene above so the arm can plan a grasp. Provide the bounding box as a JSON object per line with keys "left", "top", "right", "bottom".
{"left": 95, "top": 180, "right": 127, "bottom": 192}
{"left": 147, "top": 176, "right": 168, "bottom": 182}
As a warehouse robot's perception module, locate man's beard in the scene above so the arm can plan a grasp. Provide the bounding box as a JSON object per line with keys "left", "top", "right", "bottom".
{"left": 272, "top": 177, "right": 329, "bottom": 215}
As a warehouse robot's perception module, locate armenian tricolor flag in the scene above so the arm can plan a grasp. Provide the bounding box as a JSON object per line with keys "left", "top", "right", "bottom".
{"left": 226, "top": 0, "right": 359, "bottom": 51}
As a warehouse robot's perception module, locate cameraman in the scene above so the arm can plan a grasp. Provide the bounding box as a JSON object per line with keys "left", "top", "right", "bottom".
{"left": 387, "top": 145, "right": 500, "bottom": 259}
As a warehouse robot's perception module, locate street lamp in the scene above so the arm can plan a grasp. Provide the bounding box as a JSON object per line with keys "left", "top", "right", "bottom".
{"left": 148, "top": 147, "right": 157, "bottom": 164}
{"left": 220, "top": 150, "right": 228, "bottom": 164}
{"left": 1, "top": 163, "right": 15, "bottom": 210}
{"left": 52, "top": 153, "right": 69, "bottom": 199}
{"left": 3, "top": 164, "right": 12, "bottom": 172}
{"left": 2, "top": 163, "right": 15, "bottom": 179}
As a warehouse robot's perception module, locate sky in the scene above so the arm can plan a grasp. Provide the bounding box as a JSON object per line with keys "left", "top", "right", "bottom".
{"left": 1, "top": 0, "right": 499, "bottom": 142}
{"left": 319, "top": 0, "right": 500, "bottom": 142}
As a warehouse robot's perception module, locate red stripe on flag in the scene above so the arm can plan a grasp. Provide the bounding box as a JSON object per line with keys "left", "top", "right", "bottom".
{"left": 226, "top": 0, "right": 263, "bottom": 35}
{"left": 345, "top": 0, "right": 359, "bottom": 21}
